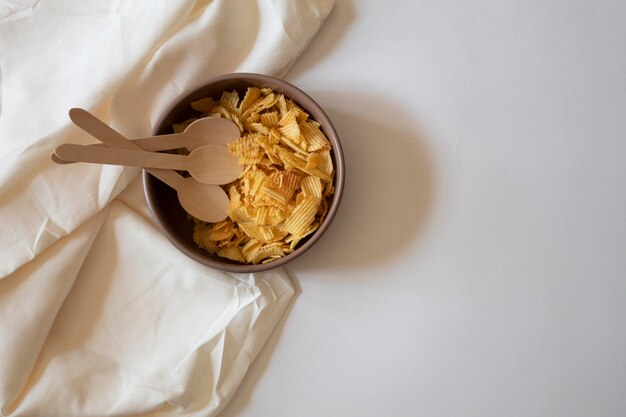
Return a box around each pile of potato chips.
[177,87,335,264]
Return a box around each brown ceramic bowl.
[143,73,345,273]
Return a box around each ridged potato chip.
[183,87,335,264]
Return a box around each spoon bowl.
[174,177,229,223]
[60,108,234,222]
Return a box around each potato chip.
[282,170,302,190]
[193,223,218,254]
[285,223,318,250]
[250,243,286,264]
[280,196,320,236]
[220,91,240,113]
[260,183,294,207]
[287,100,309,123]
[211,105,244,132]
[246,93,277,116]
[183,87,335,264]
[279,134,308,156]
[305,152,324,170]
[255,206,271,225]
[207,219,236,241]
[260,111,280,128]
[230,206,253,224]
[239,223,274,241]
[217,243,246,263]
[239,87,262,113]
[228,134,263,162]
[228,185,242,208]
[277,146,307,171]
[317,149,334,177]
[191,97,217,114]
[277,94,288,116]
[246,122,270,135]
[301,121,330,151]
[324,180,335,197]
[242,239,263,263]
[303,150,333,180]
[278,121,300,142]
[301,176,323,198]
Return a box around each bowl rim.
[143,72,345,273]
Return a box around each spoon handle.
[67,108,183,188]
[55,144,190,170]
[69,108,133,150]
[130,134,186,151]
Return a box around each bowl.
[143,73,345,273]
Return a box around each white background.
[221,1,626,416]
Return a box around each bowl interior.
[143,73,344,273]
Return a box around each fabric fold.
[0,0,333,414]
[5,202,296,417]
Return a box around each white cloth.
[0,0,333,415]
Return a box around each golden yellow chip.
[250,243,286,264]
[280,196,320,236]
[228,134,263,162]
[301,176,323,198]
[239,87,262,113]
[277,146,307,171]
[301,150,332,182]
[285,224,318,250]
[246,93,277,116]
[278,109,297,126]
[260,111,280,128]
[242,239,263,263]
[324,180,335,197]
[317,150,334,177]
[255,206,271,224]
[267,207,289,226]
[277,94,288,116]
[230,206,253,224]
[191,97,216,114]
[246,122,270,135]
[260,183,294,208]
[282,170,302,190]
[287,100,309,123]
[239,223,271,241]
[183,87,335,264]
[300,121,330,151]
[278,120,300,142]
[217,243,246,263]
[305,152,324,170]
[228,185,242,208]
[220,91,240,113]
[279,134,308,156]
[207,219,236,241]
[193,223,218,254]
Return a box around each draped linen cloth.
[0,1,333,415]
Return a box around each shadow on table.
[289,91,435,273]
[218,91,434,416]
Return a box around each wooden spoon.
[55,143,242,185]
[53,108,232,222]
[105,116,240,151]
[52,110,240,164]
